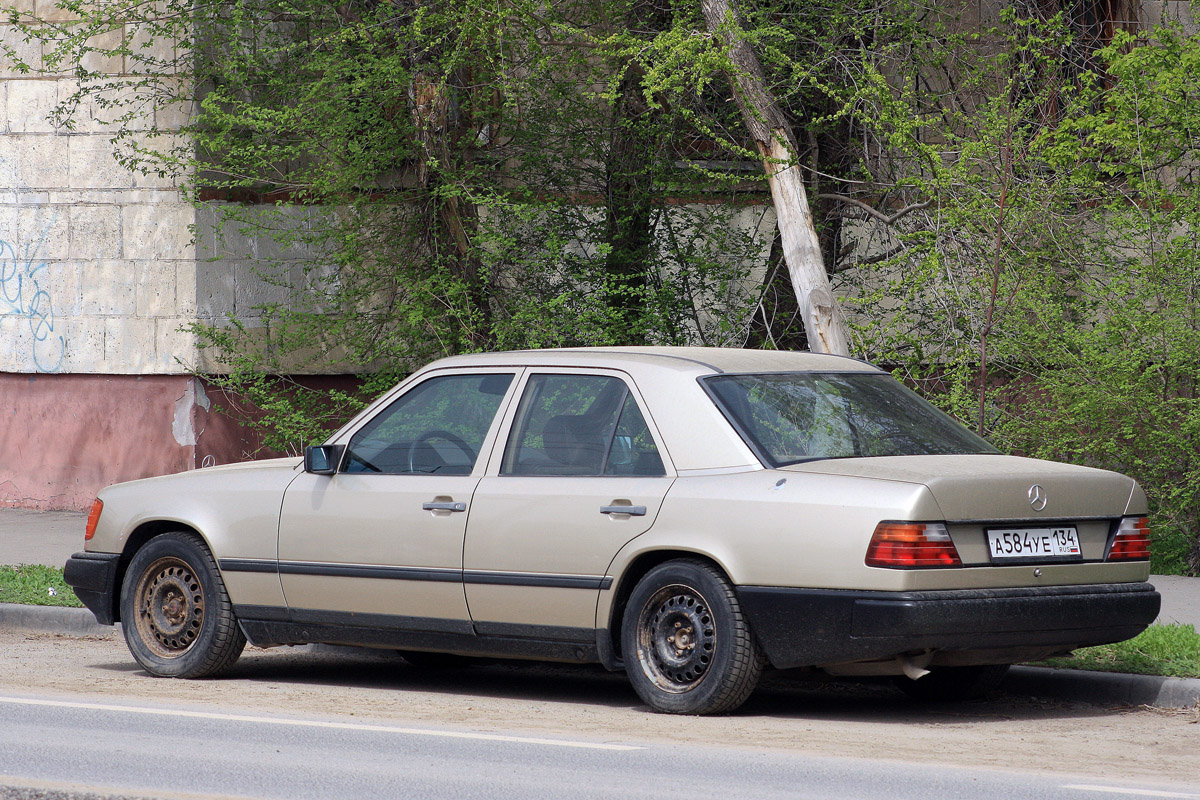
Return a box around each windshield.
[703,372,999,467]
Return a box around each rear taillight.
[865,522,962,568]
[1107,516,1151,561]
[84,498,103,541]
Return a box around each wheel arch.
[603,548,734,662]
[111,520,209,623]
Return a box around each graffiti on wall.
[0,216,65,373]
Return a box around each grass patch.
[1033,623,1200,679]
[0,564,83,607]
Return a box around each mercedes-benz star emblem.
[1028,484,1048,511]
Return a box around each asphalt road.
[2,629,1199,800]
[4,508,1200,799]
[1,691,1198,800]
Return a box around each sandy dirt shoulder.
[2,628,1197,786]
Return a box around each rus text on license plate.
[986,526,1082,562]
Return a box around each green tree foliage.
[1016,20,1200,574]
[11,0,779,446]
[10,0,929,441]
[843,9,1200,573]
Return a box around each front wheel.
[120,532,246,678]
[621,559,763,715]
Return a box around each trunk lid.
[779,454,1135,521]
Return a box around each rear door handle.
[600,505,646,516]
[423,501,467,512]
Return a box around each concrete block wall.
[0,5,253,510]
[0,5,199,377]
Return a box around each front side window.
[502,374,665,476]
[704,372,998,467]
[344,373,514,475]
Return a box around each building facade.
[0,2,283,509]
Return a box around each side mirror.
[304,444,344,475]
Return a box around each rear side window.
[502,374,665,476]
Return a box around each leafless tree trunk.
[412,69,493,350]
[700,0,851,356]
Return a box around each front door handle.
[423,501,467,512]
[600,505,646,516]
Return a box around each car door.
[465,370,675,639]
[277,369,518,634]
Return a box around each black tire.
[119,531,246,678]
[621,559,763,715]
[893,664,1010,702]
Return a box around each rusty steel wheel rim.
[635,583,717,694]
[133,556,205,659]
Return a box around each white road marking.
[1063,785,1200,798]
[0,695,640,751]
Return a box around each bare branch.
[817,194,933,225]
[832,242,907,273]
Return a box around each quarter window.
[502,374,664,476]
[607,393,665,476]
[344,373,514,475]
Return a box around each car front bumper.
[63,551,122,625]
[736,581,1161,670]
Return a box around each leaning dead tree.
[700,0,851,356]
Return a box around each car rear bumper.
[63,551,121,625]
[736,581,1161,670]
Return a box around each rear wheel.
[893,664,1010,702]
[120,532,246,678]
[622,559,763,715]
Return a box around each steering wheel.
[406,430,476,474]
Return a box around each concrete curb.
[3,603,1199,709]
[1005,665,1200,708]
[0,602,116,637]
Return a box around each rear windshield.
[703,372,999,467]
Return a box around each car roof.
[346,347,887,474]
[427,346,883,376]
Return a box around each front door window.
[344,373,514,475]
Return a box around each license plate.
[987,526,1082,562]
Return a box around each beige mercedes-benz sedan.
[65,347,1160,714]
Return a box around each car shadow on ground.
[741,670,1107,723]
[88,642,1136,724]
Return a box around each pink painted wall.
[0,373,364,511]
[194,376,363,469]
[0,374,199,510]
